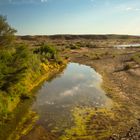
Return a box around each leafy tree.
[0,15,17,47]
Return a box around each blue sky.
[0,0,140,35]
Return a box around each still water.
[32,63,112,133]
[114,44,140,48]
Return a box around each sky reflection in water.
[32,63,112,130]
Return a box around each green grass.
[60,107,115,140]
[0,43,66,116]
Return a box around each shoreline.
[0,61,67,140]
[1,46,140,140]
[66,47,140,139]
[19,48,140,140]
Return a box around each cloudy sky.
[0,0,140,35]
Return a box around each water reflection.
[114,44,140,48]
[32,63,112,131]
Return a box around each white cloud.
[41,0,47,3]
[1,0,48,5]
[72,73,85,80]
[125,7,140,11]
[116,3,140,12]
[60,86,79,97]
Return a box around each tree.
[0,15,17,47]
[0,45,31,91]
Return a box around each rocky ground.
[63,47,140,140]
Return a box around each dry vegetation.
[17,35,140,140]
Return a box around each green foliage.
[0,15,17,47]
[33,44,65,65]
[0,45,31,92]
[61,107,114,140]
[55,55,64,64]
[0,44,42,116]
[0,43,64,114]
[69,44,80,49]
[34,44,57,60]
[0,16,65,119]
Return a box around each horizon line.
[16,34,140,37]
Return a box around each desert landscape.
[0,0,140,140]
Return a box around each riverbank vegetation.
[0,16,66,119]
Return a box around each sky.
[0,0,140,35]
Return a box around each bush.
[70,44,80,49]
[0,45,31,92]
[0,15,17,47]
[34,44,57,60]
[0,16,65,116]
[55,55,63,65]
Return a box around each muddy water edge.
[68,49,140,140]
[19,63,115,140]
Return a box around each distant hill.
[18,34,140,41]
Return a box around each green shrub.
[0,15,17,47]
[55,55,63,65]
[70,44,80,49]
[0,16,65,117]
[0,45,32,92]
[34,44,57,60]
